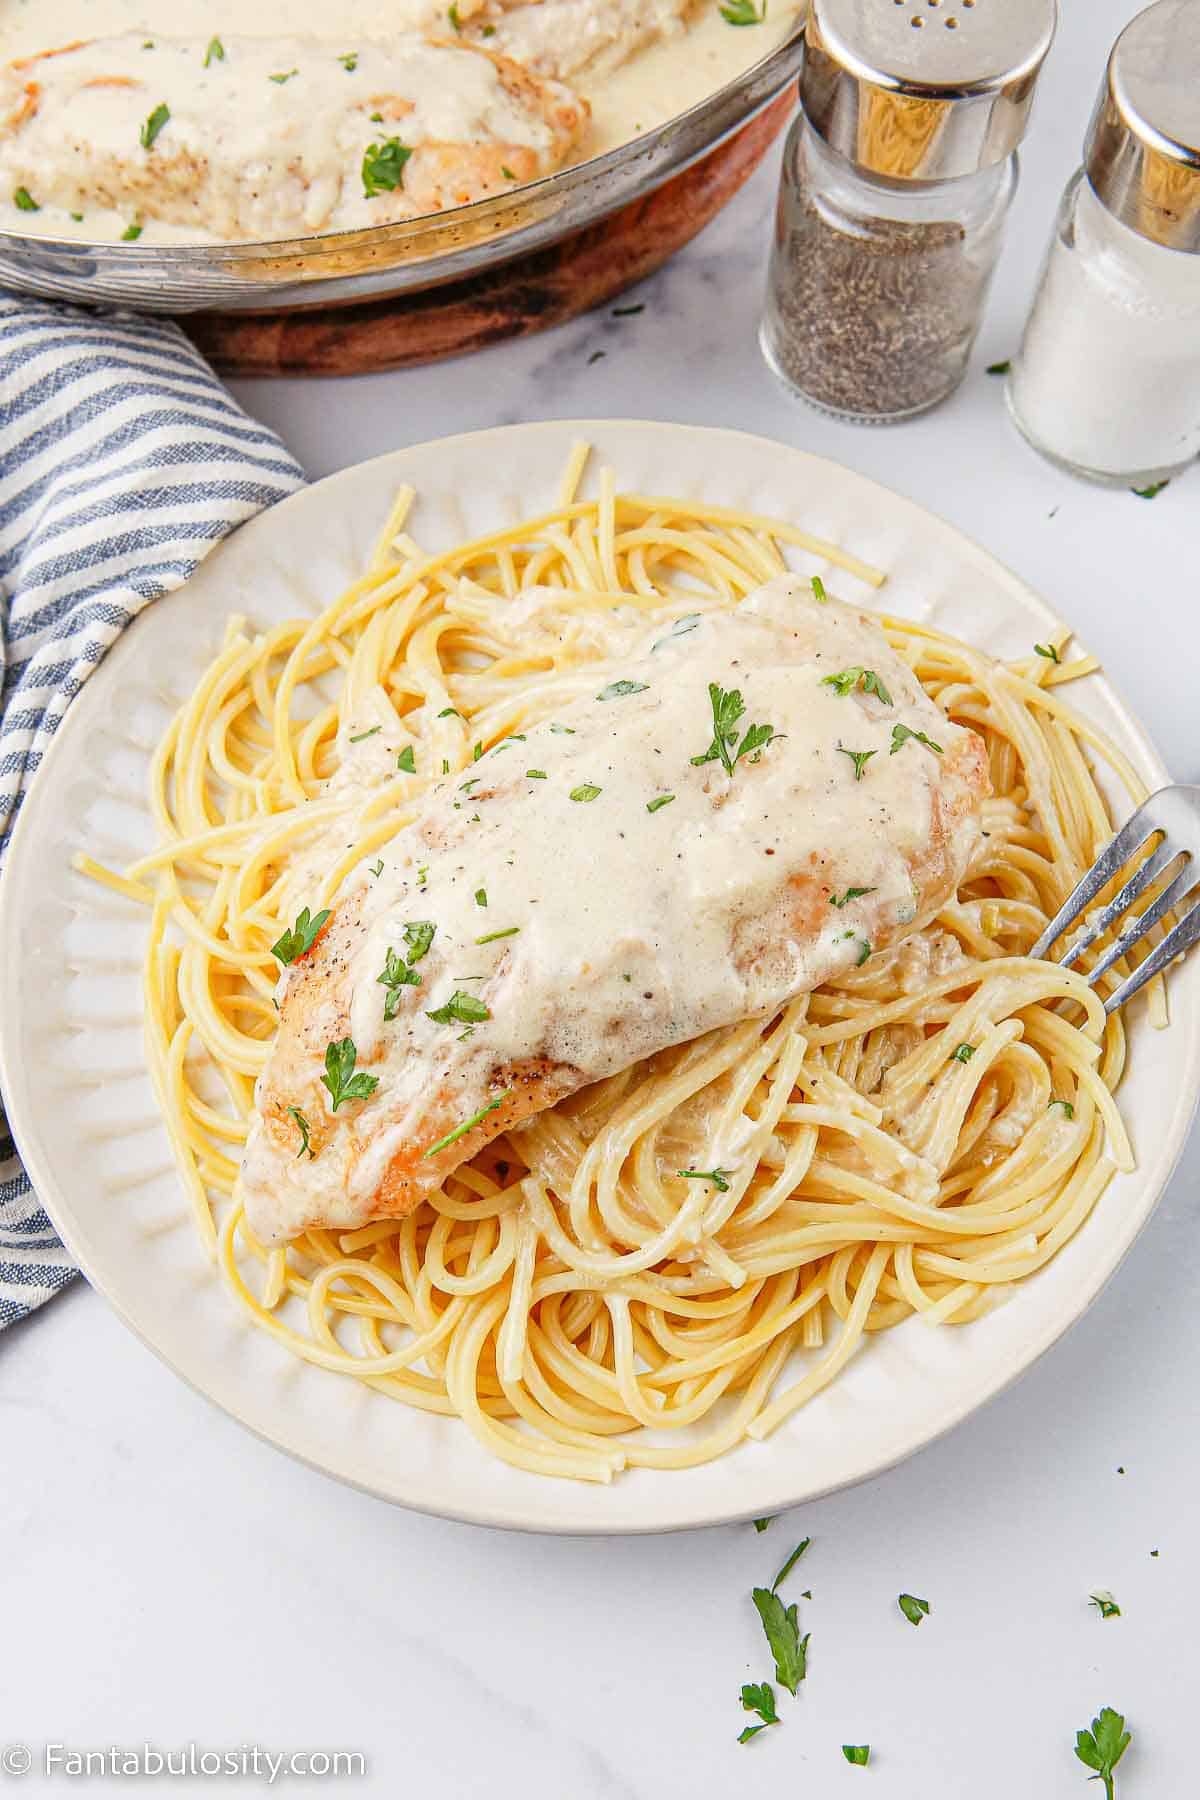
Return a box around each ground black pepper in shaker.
[761,0,1058,424]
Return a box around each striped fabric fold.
[0,291,305,1329]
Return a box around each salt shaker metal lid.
[801,0,1058,182]
[1085,0,1200,253]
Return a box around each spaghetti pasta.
[83,448,1165,1484]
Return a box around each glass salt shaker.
[761,0,1057,424]
[1008,0,1200,487]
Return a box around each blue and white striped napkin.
[0,292,305,1328]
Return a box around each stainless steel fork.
[1030,785,1200,1013]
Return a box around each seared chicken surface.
[0,33,587,239]
[241,578,990,1246]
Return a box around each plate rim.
[1,418,1194,1536]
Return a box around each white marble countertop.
[5,2,1197,1794]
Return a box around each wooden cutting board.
[185,90,794,378]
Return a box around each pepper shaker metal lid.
[802,0,1058,181]
[1085,0,1200,253]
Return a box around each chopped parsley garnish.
[369,859,384,878]
[738,1683,779,1743]
[1074,1707,1131,1799]
[459,778,480,796]
[1090,1591,1121,1620]
[811,575,827,603]
[448,2,463,27]
[691,682,776,777]
[646,793,675,813]
[570,783,602,803]
[953,1043,975,1063]
[751,1587,808,1696]
[481,22,496,33]
[69,211,83,221]
[349,725,381,742]
[426,990,491,1026]
[829,885,876,908]
[720,0,766,21]
[597,678,649,701]
[121,219,143,240]
[423,1088,512,1158]
[395,921,433,968]
[320,1037,378,1111]
[986,359,1011,375]
[855,939,872,967]
[822,666,894,705]
[271,906,330,965]
[526,769,548,780]
[363,137,413,196]
[338,51,359,70]
[837,745,876,782]
[842,1746,870,1767]
[269,69,298,83]
[1034,642,1061,662]
[678,1167,731,1192]
[370,111,384,121]
[898,1593,930,1627]
[771,1538,811,1593]
[501,165,516,181]
[474,887,487,907]
[651,613,701,651]
[1049,1098,1075,1120]
[286,1106,314,1159]
[139,103,170,149]
[754,1518,774,1532]
[441,760,450,775]
[13,186,38,211]
[550,723,576,734]
[473,741,484,761]
[436,706,461,719]
[378,947,421,1019]
[396,745,416,773]
[417,865,429,888]
[1132,481,1168,499]
[204,36,225,66]
[476,926,520,945]
[890,723,943,757]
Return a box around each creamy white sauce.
[0,0,799,244]
[0,32,583,239]
[240,577,985,1244]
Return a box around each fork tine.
[1030,806,1158,960]
[1058,838,1179,969]
[1104,896,1200,1013]
[1086,855,1196,987]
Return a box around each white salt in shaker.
[1008,0,1200,487]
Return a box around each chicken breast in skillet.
[460,0,693,82]
[240,577,991,1246]
[0,33,587,239]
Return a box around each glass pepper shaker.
[1008,0,1200,487]
[761,0,1057,424]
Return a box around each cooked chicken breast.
[0,33,587,239]
[461,0,693,83]
[240,577,990,1246]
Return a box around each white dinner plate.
[1,420,1195,1534]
